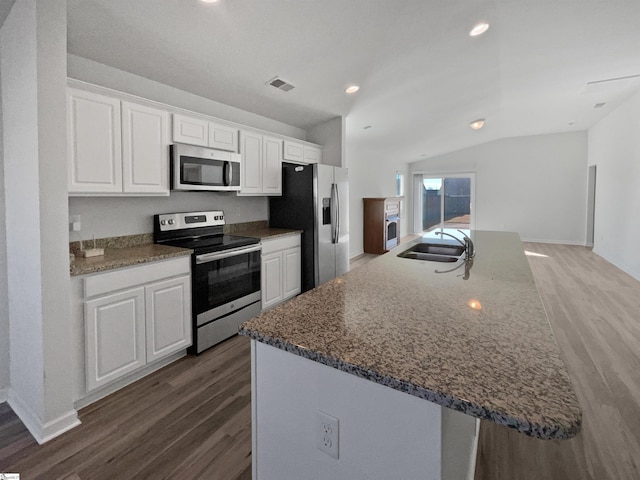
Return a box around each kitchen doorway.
[413,173,475,233]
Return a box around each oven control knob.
[160,220,166,226]
[168,219,175,225]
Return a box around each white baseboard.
[592,249,640,282]
[349,250,364,260]
[0,386,7,403]
[8,388,80,444]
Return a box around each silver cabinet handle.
[195,244,262,264]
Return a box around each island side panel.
[251,340,443,480]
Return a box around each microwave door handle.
[223,161,231,186]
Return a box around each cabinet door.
[303,145,322,164]
[282,247,301,300]
[145,275,192,363]
[172,114,208,146]
[68,88,122,193]
[240,131,263,194]
[208,122,239,152]
[85,287,145,391]
[283,140,304,162]
[261,252,283,310]
[122,101,170,194]
[262,135,282,195]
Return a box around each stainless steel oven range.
[154,210,261,354]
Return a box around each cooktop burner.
[153,210,260,255]
[164,234,259,254]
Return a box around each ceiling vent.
[267,76,295,92]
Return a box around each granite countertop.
[70,244,192,276]
[240,230,581,440]
[239,227,303,240]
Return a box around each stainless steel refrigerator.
[269,162,349,292]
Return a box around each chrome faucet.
[434,229,475,260]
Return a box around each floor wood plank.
[1,242,639,479]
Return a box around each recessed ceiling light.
[469,22,490,37]
[201,0,220,3]
[470,119,485,130]
[345,85,360,94]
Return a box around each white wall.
[588,89,640,280]
[0,47,9,403]
[346,143,410,258]
[307,116,344,168]
[1,0,77,442]
[410,132,588,244]
[69,192,267,241]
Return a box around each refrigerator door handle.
[335,182,340,242]
[331,183,338,244]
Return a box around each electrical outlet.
[317,410,339,459]
[70,215,81,232]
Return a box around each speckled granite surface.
[240,230,582,440]
[69,233,154,255]
[70,244,191,276]
[224,220,268,234]
[239,227,303,239]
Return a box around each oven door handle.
[195,244,262,264]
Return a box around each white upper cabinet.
[240,131,264,194]
[239,131,282,196]
[303,145,322,164]
[172,114,208,147]
[173,113,239,152]
[68,87,170,196]
[208,122,239,152]
[283,140,304,162]
[121,101,170,194]
[262,136,282,195]
[283,139,322,164]
[68,89,123,193]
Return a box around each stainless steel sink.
[397,242,465,262]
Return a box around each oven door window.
[193,250,261,315]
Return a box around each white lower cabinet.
[85,287,146,391]
[145,276,192,363]
[83,257,191,392]
[261,234,301,310]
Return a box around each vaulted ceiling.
[67,0,640,162]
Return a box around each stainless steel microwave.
[171,143,241,191]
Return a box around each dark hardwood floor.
[0,335,253,480]
[1,242,639,479]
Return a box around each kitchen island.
[240,231,581,480]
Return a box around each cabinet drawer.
[84,257,190,298]
[261,234,301,255]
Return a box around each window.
[396,172,404,197]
